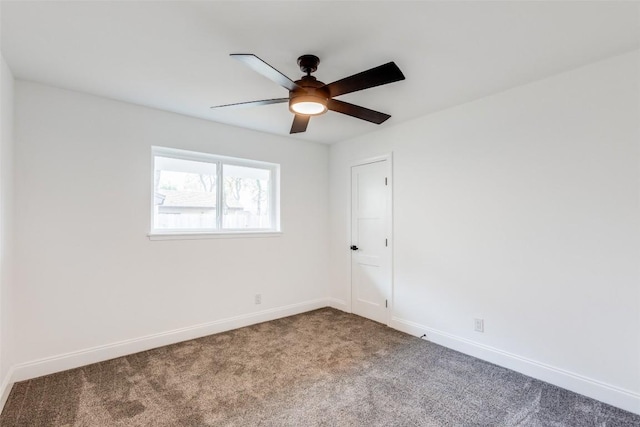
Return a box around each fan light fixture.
[289,95,327,116]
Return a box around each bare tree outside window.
[222,165,271,229]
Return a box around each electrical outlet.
[474,318,484,333]
[255,294,262,305]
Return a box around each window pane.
[154,156,217,230]
[222,164,271,229]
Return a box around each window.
[151,147,280,237]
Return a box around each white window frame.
[149,146,281,240]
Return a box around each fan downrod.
[297,55,320,75]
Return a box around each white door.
[351,159,391,324]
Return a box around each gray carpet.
[1,308,638,426]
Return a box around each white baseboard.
[7,304,637,416]
[327,297,349,312]
[0,366,15,411]
[390,316,640,416]
[9,298,329,386]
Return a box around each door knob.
[350,245,359,251]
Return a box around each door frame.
[349,152,393,326]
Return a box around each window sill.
[148,231,282,241]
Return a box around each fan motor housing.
[289,76,330,116]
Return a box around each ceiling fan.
[210,54,406,134]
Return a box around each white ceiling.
[2,1,639,144]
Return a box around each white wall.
[0,54,15,404]
[12,82,329,377]
[329,51,640,413]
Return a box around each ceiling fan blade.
[210,98,289,109]
[231,54,301,92]
[325,62,405,98]
[327,99,391,124]
[290,114,310,134]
